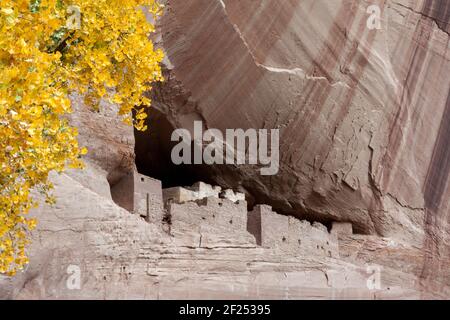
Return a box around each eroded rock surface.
[148,0,450,295]
[156,0,450,237]
[0,170,438,299]
[1,0,449,299]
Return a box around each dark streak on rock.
[422,0,450,35]
[424,92,450,212]
[421,90,450,294]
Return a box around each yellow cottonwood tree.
[0,0,164,275]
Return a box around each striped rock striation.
[1,0,449,299]
[145,0,450,295]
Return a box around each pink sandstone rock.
[149,0,450,296]
[155,0,449,238]
[0,0,449,299]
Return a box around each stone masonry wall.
[133,172,164,224]
[168,197,248,234]
[112,173,343,258]
[248,205,339,258]
[111,171,164,224]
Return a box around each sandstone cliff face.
[150,0,450,294]
[1,0,449,299]
[0,168,434,299]
[157,0,450,239]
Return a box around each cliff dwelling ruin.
[103,102,361,260]
[110,169,354,258]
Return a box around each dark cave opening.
[133,108,364,235]
[134,108,216,189]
